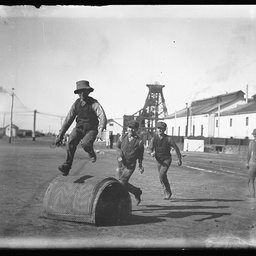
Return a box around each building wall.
[165,115,210,137]
[189,115,209,137]
[218,112,256,139]
[106,121,122,135]
[5,126,17,137]
[208,114,215,137]
[164,112,256,139]
[165,117,187,136]
[216,115,236,138]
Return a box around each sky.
[0,5,256,134]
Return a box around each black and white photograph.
[0,4,256,249]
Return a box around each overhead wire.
[13,93,65,119]
[3,92,124,131]
[37,111,65,118]
[14,94,33,112]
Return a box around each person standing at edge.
[55,80,107,176]
[116,120,145,205]
[246,128,256,198]
[148,121,182,200]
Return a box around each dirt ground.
[0,136,256,249]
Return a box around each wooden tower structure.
[123,83,168,136]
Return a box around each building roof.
[221,98,256,116]
[4,124,19,129]
[166,90,245,119]
[107,118,123,128]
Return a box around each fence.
[154,135,251,155]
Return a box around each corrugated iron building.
[164,90,256,139]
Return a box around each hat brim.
[74,88,94,94]
[128,125,139,129]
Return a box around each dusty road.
[0,136,256,249]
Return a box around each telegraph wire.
[12,92,66,119]
[14,94,32,112]
[37,111,65,119]
[2,91,124,130]
[9,90,124,120]
[0,111,32,114]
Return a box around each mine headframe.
[123,83,168,135]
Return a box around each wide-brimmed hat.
[127,120,139,129]
[156,121,167,130]
[74,80,94,94]
[252,129,256,135]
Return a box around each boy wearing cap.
[246,128,256,198]
[55,80,107,176]
[116,120,144,205]
[148,121,182,200]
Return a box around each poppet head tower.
[123,83,168,135]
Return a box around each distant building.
[1,124,38,138]
[17,129,33,137]
[5,124,19,137]
[106,119,123,135]
[0,127,5,138]
[220,94,256,139]
[102,119,123,143]
[164,90,256,139]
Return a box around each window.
[216,120,218,128]
[230,118,232,127]
[201,125,204,136]
[193,125,195,136]
[172,127,174,136]
[246,117,249,126]
[109,123,114,126]
[178,126,180,136]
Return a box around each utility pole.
[217,98,221,137]
[174,110,177,136]
[3,112,6,127]
[32,110,37,141]
[9,88,14,144]
[186,103,189,137]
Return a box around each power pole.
[3,112,6,127]
[32,110,37,141]
[186,103,189,137]
[217,98,221,138]
[9,88,14,144]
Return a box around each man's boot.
[163,190,172,200]
[58,164,70,176]
[88,149,97,163]
[135,189,142,206]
